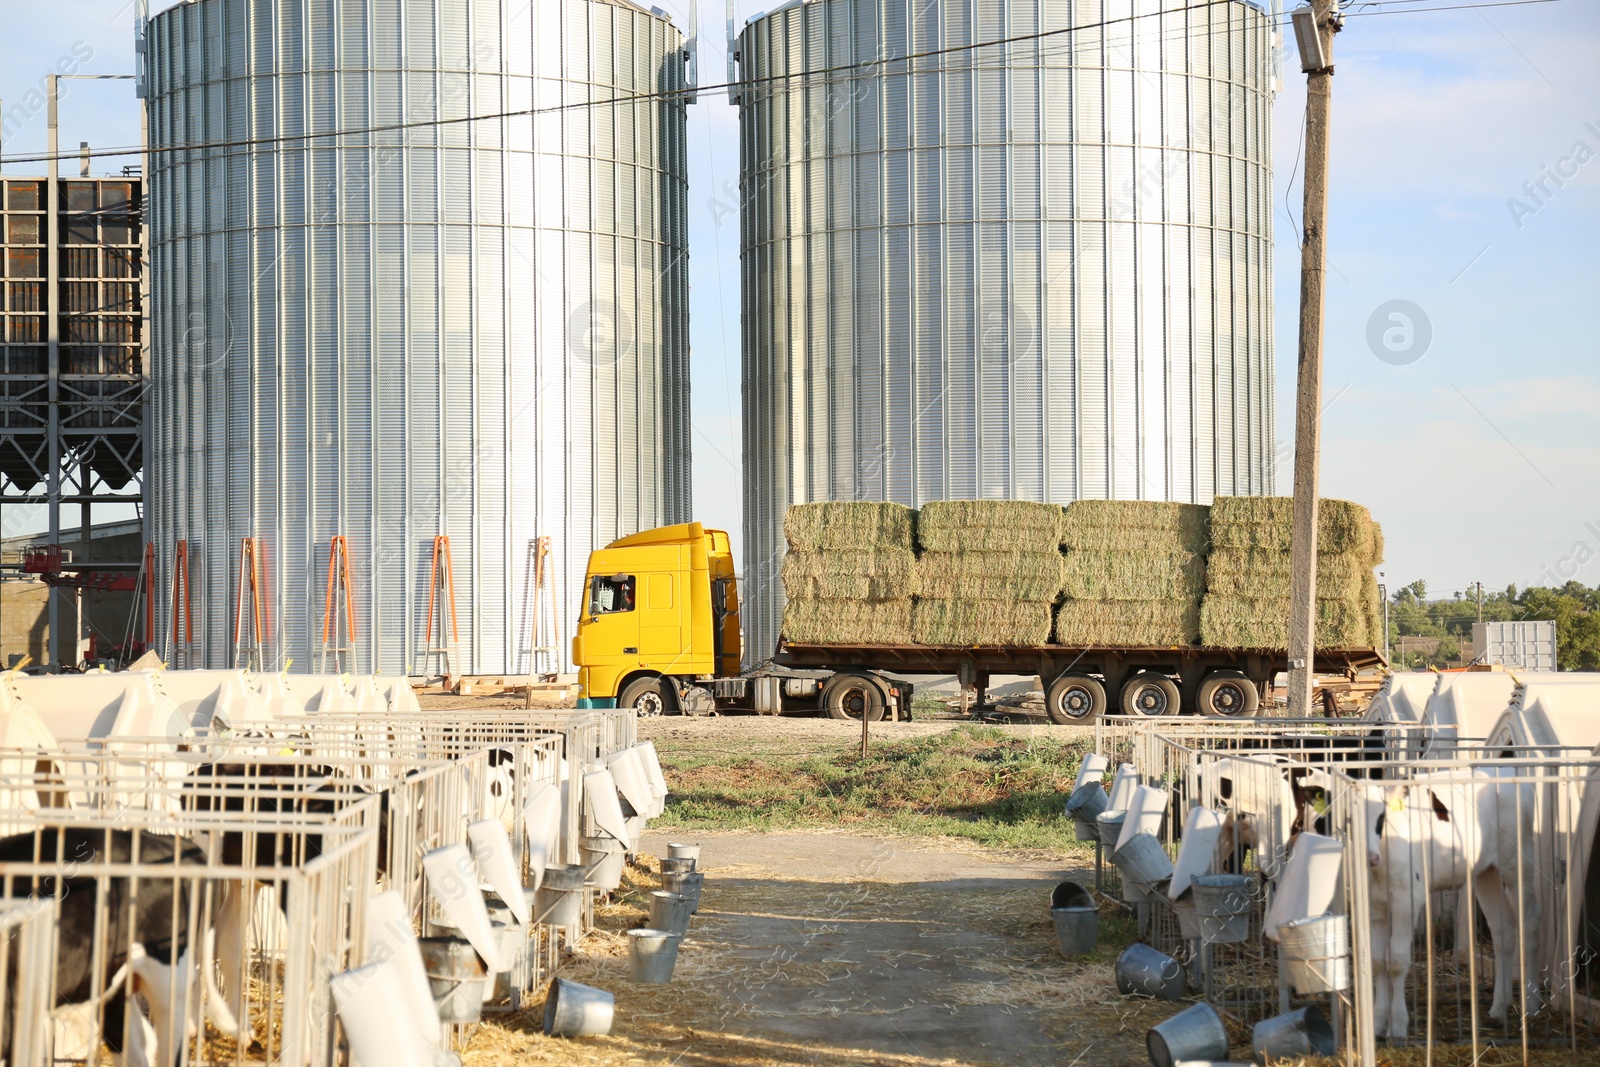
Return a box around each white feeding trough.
[521,783,562,892]
[582,768,631,845]
[468,820,531,925]
[1168,807,1224,900]
[331,959,436,1067]
[636,740,669,802]
[423,844,506,972]
[363,890,442,1045]
[1074,753,1109,791]
[1263,832,1343,943]
[1107,763,1140,812]
[1115,785,1167,852]
[604,748,657,819]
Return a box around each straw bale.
[1363,570,1383,648]
[915,500,1063,552]
[781,597,913,645]
[914,551,1065,601]
[1059,549,1206,600]
[1204,546,1368,600]
[783,501,915,551]
[1199,594,1369,649]
[1059,501,1209,552]
[911,599,1054,646]
[780,549,915,601]
[1209,496,1378,555]
[1053,599,1201,647]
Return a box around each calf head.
[1364,783,1453,868]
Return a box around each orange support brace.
[233,537,266,669]
[141,542,156,650]
[424,535,459,646]
[320,536,357,672]
[171,539,192,651]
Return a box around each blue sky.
[5,0,1596,602]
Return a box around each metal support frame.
[320,535,356,673]
[422,534,460,681]
[168,537,192,667]
[518,536,561,702]
[232,536,265,670]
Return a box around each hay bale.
[781,597,913,645]
[914,551,1065,601]
[783,502,915,551]
[780,549,915,601]
[1363,570,1383,648]
[1199,595,1369,650]
[1054,600,1201,647]
[1209,496,1377,556]
[1203,547,1367,601]
[916,500,1064,552]
[911,599,1054,646]
[1060,501,1209,552]
[1060,549,1206,600]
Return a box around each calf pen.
[1089,717,1600,1066]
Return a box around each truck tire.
[1197,671,1259,718]
[1045,674,1106,725]
[822,673,886,722]
[618,677,674,717]
[1121,673,1180,717]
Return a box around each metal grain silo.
[146,0,691,674]
[737,0,1276,660]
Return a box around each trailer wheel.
[1120,673,1180,717]
[1045,674,1106,725]
[1197,671,1259,718]
[618,677,674,717]
[822,673,886,722]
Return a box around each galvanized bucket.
[1066,781,1110,841]
[581,836,627,893]
[1191,873,1253,945]
[1095,810,1128,845]
[542,977,615,1038]
[1114,831,1175,888]
[1146,1002,1230,1067]
[663,869,705,913]
[1049,880,1097,956]
[1278,913,1350,994]
[667,842,701,866]
[628,928,683,984]
[1169,890,1201,940]
[659,857,696,876]
[649,890,693,935]
[1251,1005,1335,1062]
[1115,942,1185,1001]
[536,864,586,928]
[417,936,489,1024]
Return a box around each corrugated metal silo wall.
[146,0,691,674]
[738,0,1275,663]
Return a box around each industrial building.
[736,0,1278,658]
[144,0,693,675]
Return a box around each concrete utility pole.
[1285,1,1339,716]
[1475,581,1484,623]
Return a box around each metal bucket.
[542,977,615,1038]
[418,937,489,1024]
[1115,942,1186,1001]
[659,857,696,875]
[628,928,683,984]
[667,842,701,866]
[1191,873,1253,945]
[1251,1005,1335,1062]
[1066,782,1110,842]
[1146,1002,1230,1067]
[536,864,586,928]
[1114,831,1175,888]
[1278,913,1350,994]
[1095,810,1127,845]
[581,836,627,893]
[662,870,705,913]
[1170,891,1201,940]
[1049,881,1097,956]
[649,890,693,935]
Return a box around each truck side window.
[589,574,635,615]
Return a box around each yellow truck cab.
[572,523,740,711]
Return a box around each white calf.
[1362,769,1541,1040]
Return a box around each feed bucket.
[662,870,705,912]
[659,857,696,875]
[1049,881,1097,956]
[1279,914,1350,994]
[667,842,701,866]
[542,977,614,1038]
[1147,1002,1230,1067]
[417,937,489,1024]
[1114,832,1175,888]
[1066,782,1110,841]
[581,836,626,892]
[1096,810,1127,846]
[1191,873,1253,945]
[628,928,683,984]
[1170,890,1201,940]
[649,890,693,935]
[1116,942,1186,1001]
[536,864,586,928]
[1251,1005,1335,1062]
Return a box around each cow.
[1362,769,1542,1040]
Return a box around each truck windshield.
[589,575,635,615]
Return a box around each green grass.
[652,725,1097,852]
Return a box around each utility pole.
[1475,581,1483,623]
[1285,1,1339,716]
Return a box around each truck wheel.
[1045,674,1106,725]
[618,677,674,717]
[1121,673,1180,717]
[822,673,885,722]
[1197,671,1259,718]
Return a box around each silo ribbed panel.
[147,0,691,674]
[738,0,1276,662]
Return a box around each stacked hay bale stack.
[911,501,1064,645]
[780,502,916,644]
[1055,501,1211,646]
[1200,497,1384,649]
